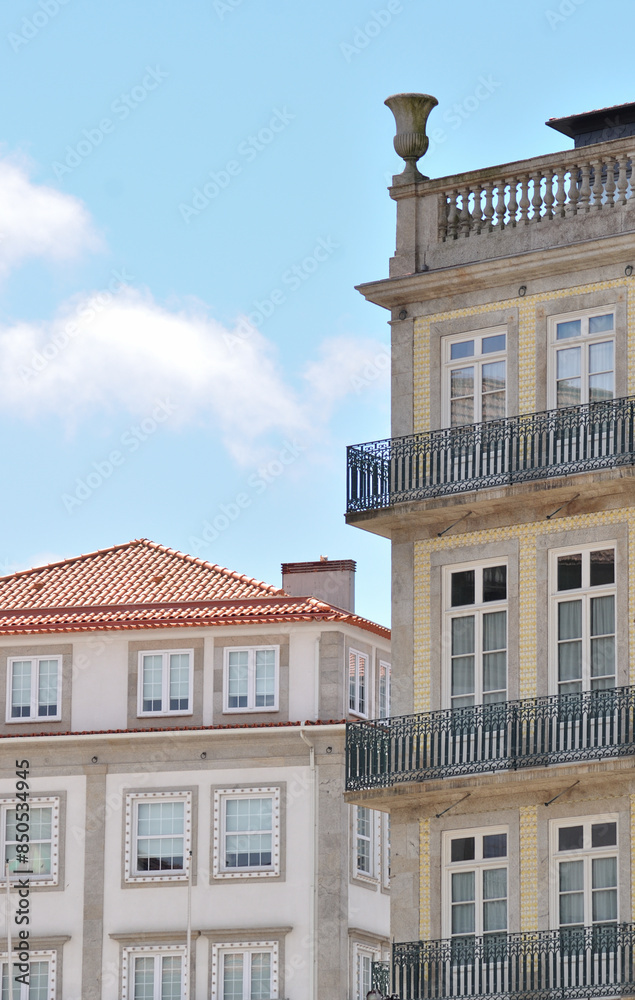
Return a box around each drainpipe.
[300,728,317,1000]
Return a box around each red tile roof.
[0,539,282,608]
[0,718,347,741]
[0,541,390,639]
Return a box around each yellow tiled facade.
[419,818,431,941]
[413,278,633,433]
[414,507,635,713]
[518,806,539,932]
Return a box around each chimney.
[281,558,356,612]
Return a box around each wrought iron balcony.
[346,396,635,513]
[346,686,635,789]
[390,926,635,1000]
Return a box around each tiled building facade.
[346,95,635,998]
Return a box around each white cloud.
[303,335,390,409]
[0,156,99,275]
[0,286,309,462]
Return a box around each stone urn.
[385,93,438,182]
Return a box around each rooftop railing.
[346,686,635,790]
[346,396,635,513]
[391,926,635,1000]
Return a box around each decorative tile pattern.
[519,805,538,931]
[414,508,635,711]
[419,818,431,940]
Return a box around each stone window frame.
[127,638,204,729]
[349,936,383,1000]
[214,634,289,724]
[211,784,282,883]
[351,804,381,888]
[535,523,628,696]
[210,938,279,1000]
[123,788,195,886]
[534,290,626,413]
[0,794,61,889]
[222,644,280,715]
[120,943,188,1000]
[0,950,57,999]
[442,555,509,710]
[441,823,509,941]
[136,647,195,719]
[548,540,617,696]
[429,539,520,711]
[5,654,62,724]
[0,644,72,736]
[548,811,620,931]
[427,308,519,432]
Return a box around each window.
[6,657,61,722]
[551,546,615,694]
[353,806,382,882]
[443,330,506,427]
[551,816,618,932]
[549,310,615,408]
[353,944,380,1000]
[1,953,55,1000]
[125,792,191,883]
[137,650,193,716]
[349,649,369,717]
[224,647,278,713]
[122,947,185,1000]
[381,813,391,890]
[213,788,280,879]
[444,828,508,946]
[212,943,278,1000]
[378,661,391,719]
[444,562,507,709]
[0,797,59,886]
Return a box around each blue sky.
[0,0,632,626]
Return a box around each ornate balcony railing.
[346,686,635,789]
[372,960,391,995]
[392,926,635,1000]
[346,396,635,513]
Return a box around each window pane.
[228,650,249,709]
[557,378,581,407]
[591,595,614,637]
[482,391,506,421]
[451,340,474,360]
[560,891,585,926]
[589,372,614,402]
[452,616,475,656]
[483,611,506,652]
[451,397,475,426]
[451,570,475,607]
[134,956,155,1000]
[483,565,506,602]
[29,961,49,1000]
[556,319,581,340]
[559,859,584,892]
[558,554,582,591]
[142,655,163,712]
[559,826,584,852]
[589,340,614,374]
[483,833,507,858]
[592,856,617,890]
[451,367,474,398]
[225,798,273,869]
[590,549,615,587]
[161,956,182,1000]
[255,649,276,708]
[37,659,58,716]
[11,661,31,718]
[137,802,184,871]
[592,822,617,848]
[223,954,243,1000]
[169,654,189,711]
[589,314,614,334]
[452,871,475,904]
[483,868,507,900]
[483,898,507,932]
[482,334,506,354]
[451,837,475,863]
[251,952,271,1000]
[558,601,582,640]
[482,361,506,394]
